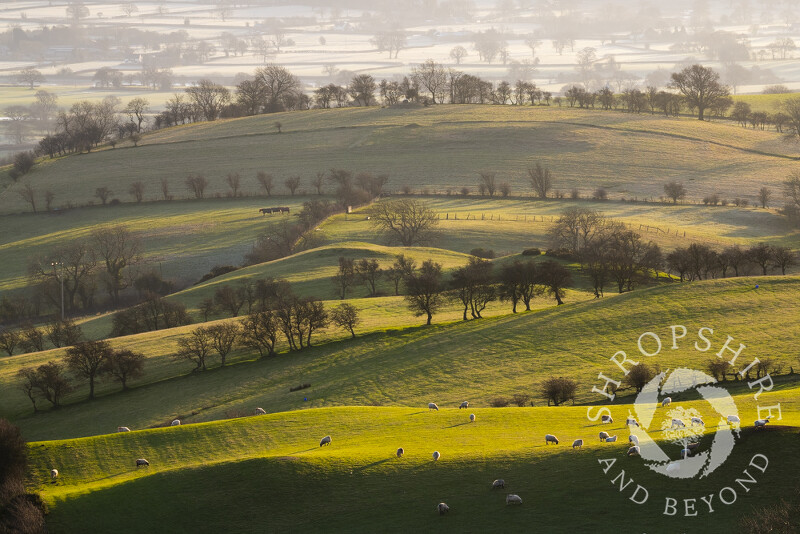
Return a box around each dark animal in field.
[136,459,150,468]
[259,207,291,215]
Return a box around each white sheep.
[626,416,639,427]
[432,451,441,461]
[492,479,505,489]
[662,397,672,407]
[671,418,686,429]
[254,407,266,415]
[50,469,58,480]
[545,434,559,445]
[117,426,131,432]
[628,435,639,446]
[605,435,618,443]
[396,447,404,458]
[572,439,583,449]
[171,419,181,426]
[754,418,770,429]
[691,417,704,426]
[438,502,449,515]
[469,413,476,423]
[506,494,523,505]
[428,403,439,411]
[627,446,640,457]
[135,458,149,468]
[459,401,469,409]
[601,415,613,424]
[320,435,332,447]
[727,415,741,425]
[599,431,610,441]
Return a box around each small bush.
[489,397,510,407]
[109,198,121,206]
[289,383,311,392]
[460,187,470,196]
[521,247,541,256]
[401,185,412,195]
[511,393,531,407]
[470,248,495,259]
[196,265,238,285]
[570,188,580,199]
[545,248,577,261]
[593,187,608,200]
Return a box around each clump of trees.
[0,419,46,532]
[666,243,796,280]
[541,377,577,406]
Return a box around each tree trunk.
[426,311,432,325]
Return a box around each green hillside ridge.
[4,276,798,442]
[3,105,798,215]
[28,400,800,533]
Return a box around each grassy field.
[733,93,798,113]
[4,275,798,442]
[27,397,800,533]
[0,196,312,293]
[3,105,799,215]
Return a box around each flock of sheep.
[46,398,773,515]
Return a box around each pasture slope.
[3,105,799,215]
[28,400,800,533]
[4,275,800,442]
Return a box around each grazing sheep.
[50,469,58,480]
[754,419,770,429]
[254,408,266,415]
[319,435,332,447]
[671,418,686,429]
[432,451,441,461]
[117,426,131,432]
[662,397,672,407]
[691,417,704,426]
[572,439,583,449]
[628,435,639,446]
[459,401,469,409]
[136,459,149,468]
[171,419,181,426]
[599,431,610,441]
[469,413,476,423]
[506,494,523,505]
[396,447,404,458]
[492,479,505,489]
[627,446,640,457]
[437,503,449,515]
[626,417,639,427]
[601,415,613,424]
[727,415,741,425]
[681,448,692,459]
[545,434,559,445]
[605,435,618,443]
[428,403,439,411]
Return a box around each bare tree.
[257,171,274,196]
[412,60,448,103]
[65,340,113,399]
[367,200,439,246]
[477,172,497,196]
[100,349,144,390]
[285,175,301,195]
[538,260,572,305]
[123,97,149,132]
[185,174,209,199]
[540,376,577,406]
[331,303,360,338]
[94,187,113,205]
[449,46,468,65]
[129,181,145,203]
[226,172,241,197]
[355,258,382,297]
[664,181,687,203]
[312,172,325,195]
[758,187,772,209]
[255,64,301,113]
[18,183,37,213]
[160,178,171,200]
[175,327,214,371]
[240,310,280,358]
[92,226,141,304]
[16,67,44,89]
[623,363,656,393]
[670,64,731,121]
[30,361,72,408]
[404,259,443,325]
[184,79,230,121]
[528,162,553,199]
[332,257,356,299]
[207,323,240,366]
[771,246,796,275]
[0,329,21,356]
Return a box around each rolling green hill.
[3,105,798,215]
[28,399,800,533]
[4,275,798,443]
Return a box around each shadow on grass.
[445,422,472,428]
[288,447,317,455]
[353,459,391,473]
